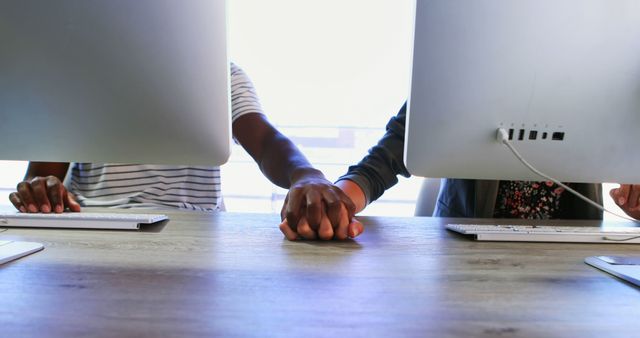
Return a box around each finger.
[65,192,82,212]
[333,204,350,240]
[280,193,290,220]
[30,177,52,213]
[285,189,304,232]
[336,189,357,219]
[8,193,26,213]
[46,176,65,213]
[296,217,317,240]
[616,184,631,206]
[279,220,299,241]
[609,187,620,202]
[16,181,37,213]
[627,185,640,210]
[305,189,323,230]
[317,209,334,241]
[321,190,342,228]
[348,217,365,238]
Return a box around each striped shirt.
[67,63,263,211]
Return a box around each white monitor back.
[0,0,231,166]
[405,0,640,183]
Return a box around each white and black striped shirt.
[68,63,263,211]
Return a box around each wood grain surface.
[1,210,638,338]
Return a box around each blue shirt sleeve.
[336,102,411,205]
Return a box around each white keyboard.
[447,223,640,243]
[0,212,168,230]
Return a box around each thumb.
[348,218,364,238]
[65,192,82,212]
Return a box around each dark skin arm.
[8,113,357,232]
[233,113,355,239]
[233,113,317,188]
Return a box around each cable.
[496,128,640,224]
[602,235,640,242]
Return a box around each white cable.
[496,128,640,224]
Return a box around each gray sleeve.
[336,102,411,205]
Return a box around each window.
[222,0,420,216]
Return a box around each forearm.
[234,113,323,188]
[258,132,324,188]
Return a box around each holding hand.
[9,176,81,213]
[281,171,356,235]
[279,204,364,241]
[280,177,366,241]
[609,184,640,220]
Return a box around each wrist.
[336,179,367,214]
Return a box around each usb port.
[508,128,514,140]
[528,130,538,140]
[552,132,565,141]
[518,129,525,141]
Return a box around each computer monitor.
[405,0,640,183]
[0,0,231,166]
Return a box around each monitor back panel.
[0,0,231,166]
[406,0,640,183]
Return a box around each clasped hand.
[279,176,363,241]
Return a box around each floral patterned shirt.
[493,181,566,219]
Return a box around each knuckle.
[326,199,340,209]
[31,182,45,195]
[8,193,20,203]
[48,179,62,189]
[16,181,29,192]
[30,176,45,185]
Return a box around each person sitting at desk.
[279,102,640,241]
[8,63,356,224]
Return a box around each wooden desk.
[1,211,639,337]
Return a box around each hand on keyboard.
[610,184,640,220]
[9,176,81,214]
